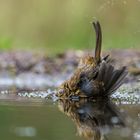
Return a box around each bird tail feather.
[97,62,127,95]
[93,21,102,64]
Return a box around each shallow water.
[0,87,140,140]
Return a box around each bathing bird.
[56,21,127,99]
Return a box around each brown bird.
[56,21,127,99]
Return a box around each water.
[0,87,140,140]
[0,98,80,140]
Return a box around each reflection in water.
[58,98,125,140]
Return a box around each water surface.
[0,90,140,140]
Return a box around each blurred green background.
[0,0,140,54]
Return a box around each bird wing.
[77,61,127,97]
[96,61,128,96]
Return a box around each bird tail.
[97,62,128,96]
[93,21,102,64]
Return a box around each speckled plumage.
[56,21,127,99]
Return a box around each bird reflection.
[58,98,125,140]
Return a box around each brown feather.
[57,21,127,99]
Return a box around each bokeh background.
[0,0,140,54]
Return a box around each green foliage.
[0,37,13,50]
[0,0,139,54]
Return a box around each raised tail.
[93,21,102,64]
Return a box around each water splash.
[0,83,139,104]
[18,89,58,101]
[0,89,58,102]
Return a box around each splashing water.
[0,89,59,102]
[0,82,139,104]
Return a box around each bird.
[56,21,127,99]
